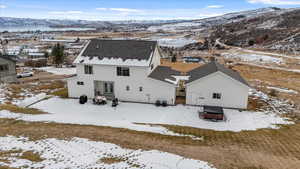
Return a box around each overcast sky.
[1,0,300,20]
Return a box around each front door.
[94,81,115,99]
[104,82,114,94]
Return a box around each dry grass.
[36,80,65,91]
[0,118,299,169]
[51,88,68,98]
[233,63,300,112]
[161,59,202,72]
[247,96,268,111]
[19,151,44,162]
[0,104,47,115]
[100,157,125,164]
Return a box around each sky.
[1,0,300,21]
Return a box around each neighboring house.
[0,55,17,83]
[68,39,250,109]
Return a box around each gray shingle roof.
[148,66,181,84]
[186,61,249,86]
[0,55,17,63]
[81,39,157,61]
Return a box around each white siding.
[186,71,249,109]
[68,64,176,105]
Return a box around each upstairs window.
[0,65,9,72]
[77,81,84,85]
[84,65,93,74]
[212,93,222,99]
[117,67,130,76]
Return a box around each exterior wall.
[0,57,17,83]
[186,71,249,109]
[150,46,161,69]
[68,64,176,105]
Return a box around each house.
[185,60,250,109]
[0,55,17,83]
[68,39,177,105]
[68,39,250,109]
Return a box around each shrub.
[269,89,278,97]
[51,88,68,98]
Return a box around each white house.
[68,39,178,105]
[68,39,250,109]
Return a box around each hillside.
[209,8,300,54]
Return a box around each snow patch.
[37,67,76,75]
[158,38,196,48]
[0,98,292,132]
[0,136,216,169]
[17,93,47,108]
[267,86,298,94]
[222,52,283,64]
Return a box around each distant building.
[0,55,17,83]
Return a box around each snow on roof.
[74,56,152,67]
[165,75,190,85]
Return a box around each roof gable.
[148,66,182,84]
[186,61,249,87]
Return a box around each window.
[212,93,222,99]
[139,87,143,92]
[117,67,130,76]
[84,65,93,74]
[126,85,130,91]
[77,81,84,85]
[104,83,108,93]
[0,64,9,72]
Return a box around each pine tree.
[51,43,65,66]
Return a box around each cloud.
[0,5,7,9]
[95,8,107,11]
[206,5,224,9]
[109,8,142,12]
[247,0,300,5]
[96,8,142,13]
[49,11,83,15]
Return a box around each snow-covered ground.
[37,67,76,75]
[148,22,203,32]
[17,93,47,108]
[0,97,292,133]
[0,136,215,169]
[241,49,300,60]
[157,38,196,48]
[267,86,298,94]
[222,52,283,64]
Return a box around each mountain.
[208,7,300,54]
[0,17,113,28]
